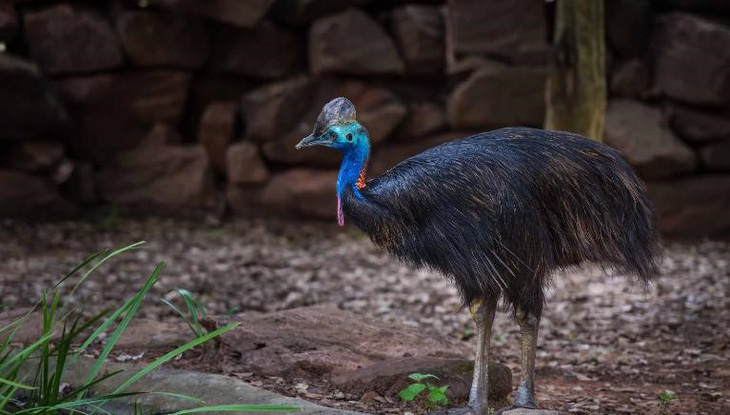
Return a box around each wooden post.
[544,0,606,141]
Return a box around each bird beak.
[295,134,330,149]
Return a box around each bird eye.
[345,133,353,141]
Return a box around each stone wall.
[0,0,728,238]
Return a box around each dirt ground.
[0,218,728,414]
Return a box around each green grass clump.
[0,241,298,414]
[162,289,208,339]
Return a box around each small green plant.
[658,390,678,414]
[398,373,449,408]
[162,289,207,338]
[461,327,474,340]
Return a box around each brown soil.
[1,219,728,414]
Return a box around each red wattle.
[337,196,345,226]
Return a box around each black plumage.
[296,97,660,413]
[343,127,659,318]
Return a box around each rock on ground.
[396,102,448,141]
[146,0,275,28]
[116,319,195,350]
[201,305,512,403]
[699,139,730,171]
[272,0,368,26]
[2,140,65,173]
[447,0,547,64]
[210,23,302,79]
[0,170,75,218]
[199,101,238,174]
[182,76,255,140]
[609,59,650,99]
[202,305,469,376]
[605,0,653,57]
[226,142,269,185]
[56,71,191,162]
[309,9,405,75]
[0,54,68,141]
[61,161,96,204]
[97,143,214,209]
[391,5,444,74]
[648,175,730,237]
[115,10,209,69]
[654,0,730,13]
[241,76,315,142]
[652,12,730,106]
[253,169,337,220]
[447,64,545,129]
[500,409,560,415]
[604,99,696,179]
[333,356,511,403]
[24,4,124,75]
[666,104,730,143]
[0,309,190,350]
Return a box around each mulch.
[1,218,728,414]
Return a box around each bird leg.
[514,305,540,408]
[468,297,497,415]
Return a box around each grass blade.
[160,298,198,336]
[0,331,55,372]
[81,262,163,389]
[0,383,19,411]
[177,289,206,337]
[0,315,26,336]
[161,289,207,338]
[52,248,108,289]
[77,299,134,353]
[0,377,35,390]
[112,322,240,394]
[15,392,143,414]
[70,241,146,297]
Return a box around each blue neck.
[337,136,370,201]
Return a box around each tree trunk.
[544,0,606,141]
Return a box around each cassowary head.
[295,97,369,153]
[295,97,371,227]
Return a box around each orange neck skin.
[356,161,367,190]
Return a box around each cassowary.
[296,97,659,414]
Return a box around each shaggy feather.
[342,127,660,316]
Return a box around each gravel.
[1,217,728,413]
[0,218,469,333]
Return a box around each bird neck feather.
[336,134,370,226]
